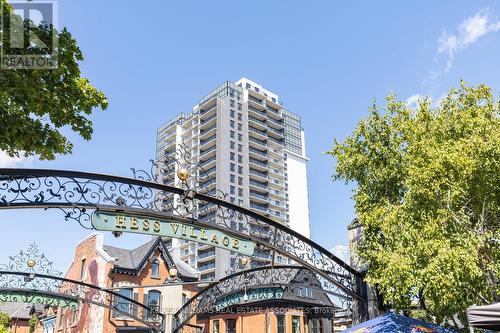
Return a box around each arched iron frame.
[0,271,164,331]
[0,167,367,330]
[173,265,355,332]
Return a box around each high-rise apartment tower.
[155,78,310,281]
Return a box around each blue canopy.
[342,312,457,333]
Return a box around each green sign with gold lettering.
[92,211,255,256]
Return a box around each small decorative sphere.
[177,168,190,181]
[240,257,248,266]
[27,259,36,268]
[169,268,178,278]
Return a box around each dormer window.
[151,259,160,278]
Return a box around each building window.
[80,258,87,281]
[277,315,286,333]
[230,174,235,183]
[238,166,242,174]
[230,120,235,128]
[151,259,160,278]
[226,319,236,333]
[310,318,321,333]
[230,100,235,107]
[238,155,243,163]
[238,113,242,121]
[230,152,235,161]
[230,163,235,172]
[230,130,235,138]
[238,103,242,110]
[238,177,243,186]
[147,290,161,312]
[71,308,79,325]
[238,144,242,152]
[230,110,235,118]
[230,141,235,149]
[238,133,242,141]
[238,188,243,197]
[238,123,242,131]
[213,319,220,333]
[113,288,132,317]
[182,293,188,305]
[230,186,235,195]
[292,316,300,333]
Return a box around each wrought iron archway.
[0,243,164,331]
[0,152,368,330]
[173,265,353,332]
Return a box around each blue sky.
[2,1,500,270]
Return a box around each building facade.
[55,234,198,333]
[156,78,311,281]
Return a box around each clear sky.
[2,0,500,271]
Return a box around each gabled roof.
[0,302,44,320]
[102,237,197,281]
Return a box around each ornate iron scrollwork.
[0,244,164,330]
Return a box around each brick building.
[55,233,198,333]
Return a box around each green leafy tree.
[0,0,107,160]
[327,82,500,325]
[0,312,10,333]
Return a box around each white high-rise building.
[155,78,310,281]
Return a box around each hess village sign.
[92,210,256,256]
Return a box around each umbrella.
[342,312,457,333]
[467,302,500,331]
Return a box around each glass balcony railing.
[249,157,267,168]
[250,202,269,212]
[248,105,266,115]
[200,155,216,166]
[249,168,268,179]
[200,134,216,146]
[249,147,267,157]
[249,125,267,136]
[198,250,216,259]
[200,145,216,156]
[249,116,266,126]
[198,262,216,271]
[249,137,267,147]
[250,191,268,200]
[200,124,217,135]
[200,113,217,125]
[249,180,268,189]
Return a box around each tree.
[0,0,107,160]
[0,312,10,333]
[327,82,500,325]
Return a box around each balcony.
[248,104,266,119]
[200,155,216,169]
[198,262,216,271]
[249,126,267,140]
[249,179,268,191]
[248,116,267,128]
[249,147,267,159]
[200,145,216,158]
[267,136,283,147]
[250,202,269,213]
[250,191,268,202]
[199,103,217,116]
[200,134,216,147]
[249,168,268,180]
[269,168,285,179]
[249,137,267,148]
[267,117,284,129]
[199,178,216,191]
[197,250,216,261]
[249,157,267,168]
[200,113,217,125]
[267,126,284,137]
[200,123,216,135]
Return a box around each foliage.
[0,0,107,160]
[0,312,10,332]
[327,82,500,324]
[29,314,38,333]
